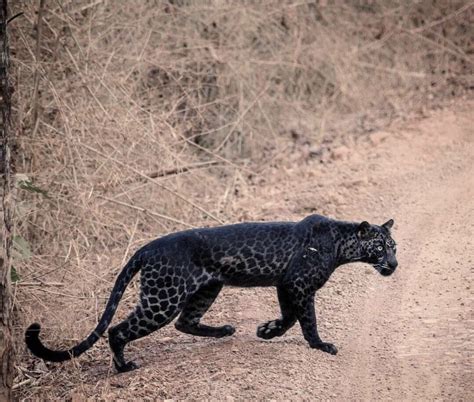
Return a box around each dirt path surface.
[22,101,473,400]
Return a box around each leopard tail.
[25,252,142,363]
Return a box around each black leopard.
[25,215,398,372]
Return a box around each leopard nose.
[389,260,398,269]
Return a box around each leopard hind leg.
[108,293,184,373]
[175,281,235,338]
[108,260,190,372]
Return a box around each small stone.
[369,131,390,146]
[350,176,369,186]
[309,145,323,157]
[331,145,350,160]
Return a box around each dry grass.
[7,0,473,398]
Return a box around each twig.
[33,287,108,299]
[213,84,269,153]
[98,195,196,228]
[120,160,221,187]
[31,0,45,138]
[12,378,33,390]
[64,46,111,117]
[80,142,224,223]
[121,218,138,266]
[7,12,23,25]
[404,29,474,66]
[18,281,64,287]
[354,61,426,78]
[146,160,220,179]
[162,119,254,176]
[409,2,474,34]
[256,144,291,175]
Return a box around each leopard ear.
[382,219,394,230]
[357,221,371,239]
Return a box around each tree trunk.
[0,0,15,399]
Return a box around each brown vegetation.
[7,0,473,398]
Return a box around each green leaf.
[15,174,50,198]
[11,266,20,283]
[12,235,32,260]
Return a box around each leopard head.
[357,219,398,276]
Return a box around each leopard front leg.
[291,285,337,355]
[257,286,296,340]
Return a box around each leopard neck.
[333,222,363,267]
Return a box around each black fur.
[25,214,398,372]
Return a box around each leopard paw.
[311,342,338,355]
[256,320,285,340]
[116,361,139,373]
[217,325,236,338]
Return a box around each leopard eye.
[377,246,384,251]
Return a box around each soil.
[17,100,473,400]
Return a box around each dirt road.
[339,102,473,401]
[20,101,473,400]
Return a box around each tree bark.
[0,0,15,399]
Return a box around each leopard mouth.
[374,264,395,276]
